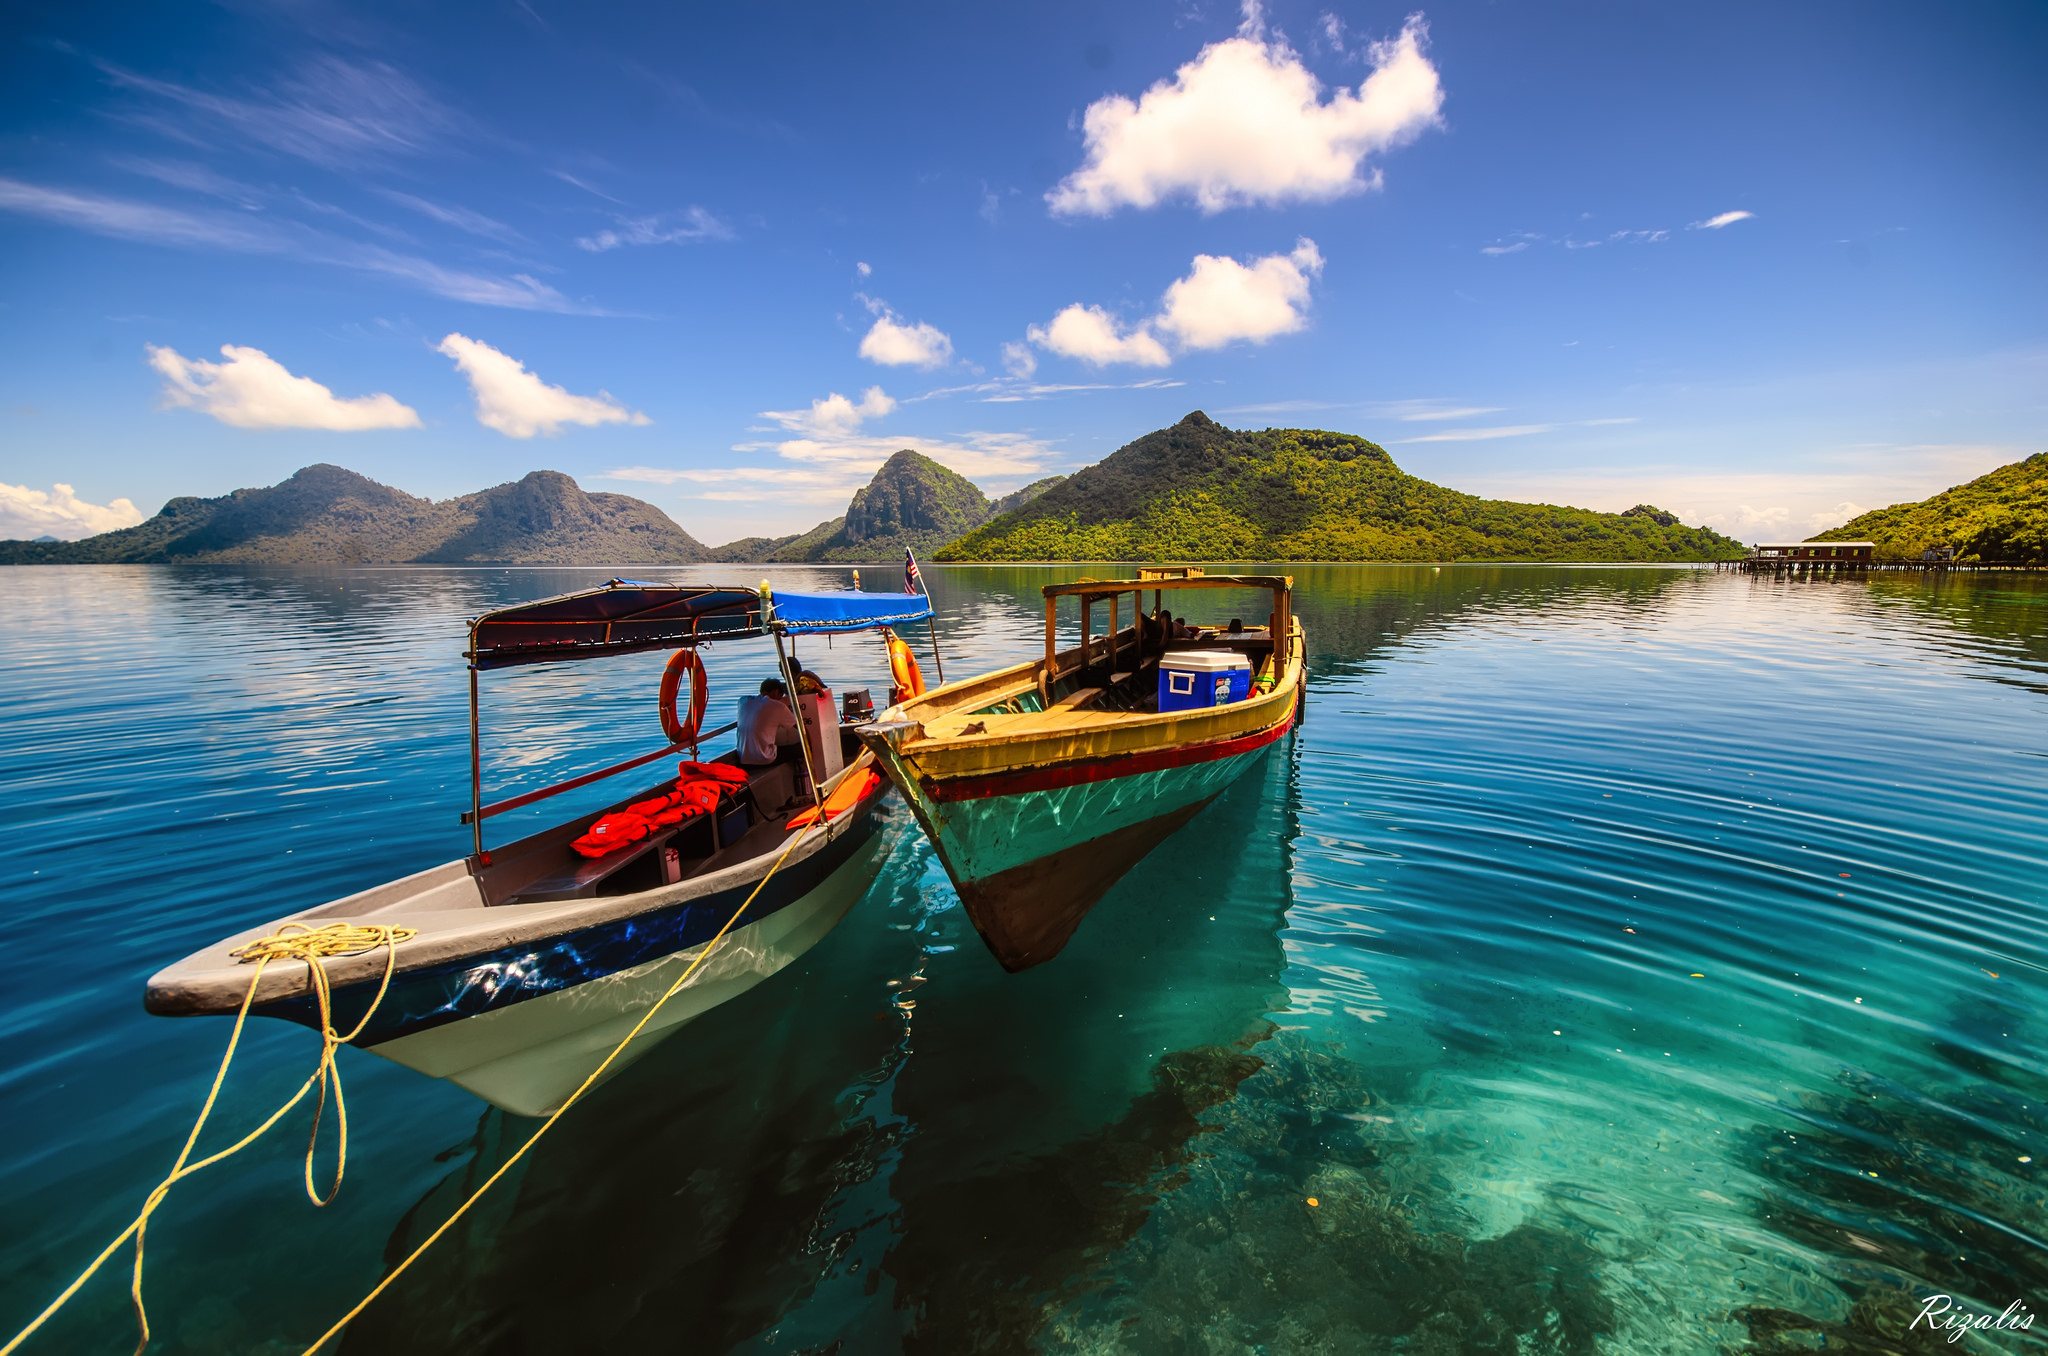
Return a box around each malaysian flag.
[904,548,922,594]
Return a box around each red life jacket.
[570,811,653,859]
[678,760,748,786]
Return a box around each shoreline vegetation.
[4,414,2041,569]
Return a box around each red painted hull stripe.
[925,712,1295,803]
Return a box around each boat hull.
[147,765,892,1117]
[885,716,1293,971]
[368,832,881,1116]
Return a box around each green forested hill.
[938,413,1745,562]
[1812,452,2048,563]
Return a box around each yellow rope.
[298,819,825,1354]
[0,921,413,1356]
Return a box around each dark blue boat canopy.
[468,579,933,669]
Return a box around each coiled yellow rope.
[7,815,827,1355]
[1,921,414,1356]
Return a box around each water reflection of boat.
[145,580,932,1116]
[861,571,1304,970]
[339,731,1310,1352]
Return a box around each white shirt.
[736,695,797,765]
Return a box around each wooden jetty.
[1717,542,2036,574]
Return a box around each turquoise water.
[1,564,2044,1353]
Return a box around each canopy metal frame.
[459,579,934,860]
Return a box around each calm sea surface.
[1,564,2043,1354]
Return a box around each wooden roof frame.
[1039,573,1293,695]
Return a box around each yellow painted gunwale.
[883,618,1304,782]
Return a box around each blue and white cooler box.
[1158,649,1252,712]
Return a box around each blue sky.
[2,0,2043,544]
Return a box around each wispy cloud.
[1394,423,1555,443]
[0,176,279,252]
[1212,398,1348,417]
[1382,401,1504,422]
[1483,222,1688,256]
[107,155,264,208]
[910,376,1186,405]
[90,53,471,169]
[0,176,609,313]
[576,207,734,252]
[1690,209,1755,230]
[375,188,524,244]
[549,169,625,205]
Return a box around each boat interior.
[476,731,869,908]
[982,622,1274,716]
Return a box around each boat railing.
[460,720,740,826]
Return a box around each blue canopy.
[468,579,931,669]
[773,588,933,635]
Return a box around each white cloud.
[436,332,649,438]
[1157,237,1323,348]
[576,207,733,251]
[1027,238,1323,367]
[1048,14,1442,215]
[858,301,955,369]
[1691,210,1755,230]
[1001,341,1038,378]
[147,343,422,430]
[855,260,872,278]
[1808,501,1868,532]
[1480,241,1528,255]
[1027,304,1172,368]
[761,386,896,436]
[0,482,145,540]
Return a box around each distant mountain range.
[11,413,1874,567]
[0,464,710,565]
[940,413,1746,562]
[1812,451,2047,563]
[710,450,1065,563]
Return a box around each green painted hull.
[879,732,1288,970]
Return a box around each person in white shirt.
[736,678,800,768]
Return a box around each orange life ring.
[659,647,709,745]
[886,631,925,701]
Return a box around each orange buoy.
[658,647,709,746]
[885,630,925,703]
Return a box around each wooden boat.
[860,570,1303,971]
[145,580,935,1116]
